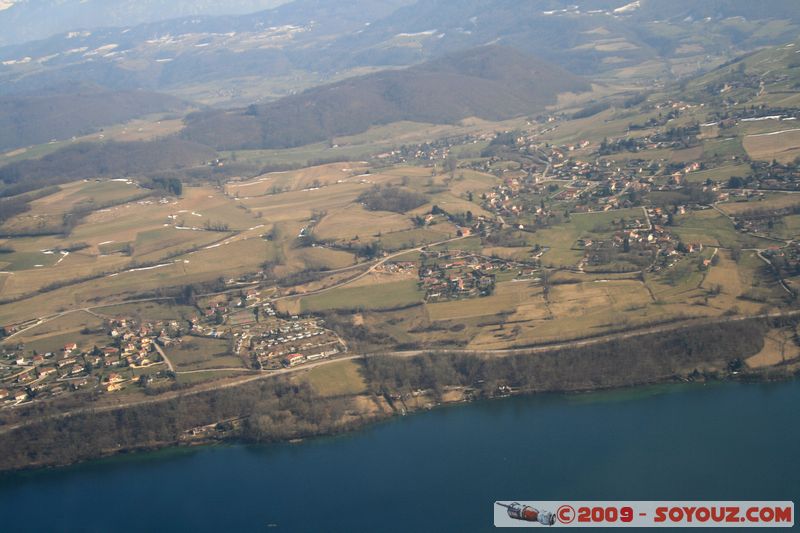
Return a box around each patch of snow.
[740,115,783,122]
[613,1,640,14]
[127,263,171,273]
[745,128,800,139]
[395,29,437,38]
[2,57,31,66]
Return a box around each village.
[0,288,349,408]
[1,89,799,412]
[417,250,535,302]
[0,317,175,408]
[194,289,346,370]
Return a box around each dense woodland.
[0,87,187,152]
[181,46,589,150]
[0,139,214,197]
[358,185,428,214]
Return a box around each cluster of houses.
[481,152,661,222]
[107,318,177,368]
[764,242,800,282]
[373,132,493,166]
[243,315,343,370]
[0,318,177,406]
[417,250,532,302]
[577,208,708,272]
[191,290,344,370]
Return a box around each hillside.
[0,0,415,101]
[294,0,800,74]
[0,86,189,152]
[0,0,290,46]
[0,138,215,197]
[1,0,799,104]
[181,45,590,150]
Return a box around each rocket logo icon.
[496,502,556,526]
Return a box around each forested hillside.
[0,87,188,151]
[181,46,589,150]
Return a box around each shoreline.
[2,364,797,477]
[0,315,796,474]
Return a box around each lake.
[1,380,798,532]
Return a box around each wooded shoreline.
[0,317,798,474]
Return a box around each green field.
[95,301,198,321]
[531,208,646,268]
[378,227,453,251]
[683,164,750,184]
[301,359,368,397]
[0,251,60,272]
[300,279,424,312]
[167,337,245,371]
[673,210,776,249]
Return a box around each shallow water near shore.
[1,380,798,532]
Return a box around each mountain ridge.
[181,45,590,150]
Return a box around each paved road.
[3,308,799,437]
[153,343,175,373]
[270,234,467,302]
[2,297,181,342]
[0,354,364,436]
[3,235,467,341]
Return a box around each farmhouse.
[283,353,306,367]
[37,367,56,378]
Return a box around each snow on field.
[613,1,640,14]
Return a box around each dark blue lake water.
[1,380,798,532]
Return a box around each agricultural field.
[743,129,800,163]
[426,281,542,322]
[673,209,775,249]
[298,359,368,397]
[225,162,370,198]
[530,208,647,268]
[718,194,800,216]
[95,301,198,322]
[2,36,800,411]
[378,227,457,251]
[299,279,424,313]
[166,337,246,372]
[314,205,413,243]
[683,164,750,184]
